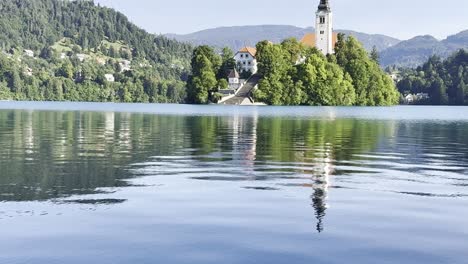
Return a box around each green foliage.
[254,36,397,106]
[187,46,220,104]
[0,0,192,103]
[217,47,236,79]
[218,79,228,90]
[187,46,237,104]
[335,34,399,106]
[370,46,380,63]
[397,49,468,105]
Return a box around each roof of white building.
[228,69,240,79]
[237,47,257,57]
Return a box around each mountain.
[380,31,468,67]
[165,25,307,52]
[0,0,193,103]
[380,36,447,68]
[168,25,468,68]
[166,25,401,52]
[0,0,192,68]
[442,30,468,49]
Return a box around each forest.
[397,49,468,105]
[0,0,192,103]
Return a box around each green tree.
[186,46,220,104]
[10,70,23,94]
[0,81,12,100]
[370,46,379,63]
[454,79,466,105]
[218,79,228,90]
[430,77,448,105]
[57,61,74,79]
[397,49,468,105]
[217,47,236,79]
[335,35,398,106]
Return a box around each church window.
[320,31,324,34]
[320,17,325,24]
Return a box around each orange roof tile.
[238,47,257,57]
[300,33,338,49]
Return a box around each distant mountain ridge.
[167,25,468,68]
[380,30,468,67]
[166,25,400,53]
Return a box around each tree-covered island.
[186,35,400,106]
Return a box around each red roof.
[237,47,257,57]
[300,33,338,48]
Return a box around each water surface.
[0,102,467,264]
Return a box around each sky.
[94,0,468,40]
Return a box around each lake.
[0,102,467,264]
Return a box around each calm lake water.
[1,102,468,264]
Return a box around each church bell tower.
[315,0,333,55]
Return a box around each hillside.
[0,0,192,67]
[0,0,193,103]
[167,25,468,68]
[166,25,401,52]
[380,31,468,67]
[397,49,468,105]
[380,36,448,68]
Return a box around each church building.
[301,0,337,55]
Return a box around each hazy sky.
[94,0,468,40]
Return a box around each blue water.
[0,102,467,264]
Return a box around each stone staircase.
[221,74,261,105]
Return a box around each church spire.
[318,0,331,12]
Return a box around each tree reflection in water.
[3,108,467,233]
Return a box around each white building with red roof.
[234,47,258,74]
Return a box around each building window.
[243,61,246,65]
[240,54,243,58]
[245,54,249,58]
[320,31,324,34]
[320,17,325,24]
[248,61,251,65]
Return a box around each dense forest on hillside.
[0,0,193,102]
[397,49,468,105]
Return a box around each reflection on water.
[1,104,468,263]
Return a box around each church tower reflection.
[311,143,333,233]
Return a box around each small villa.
[119,59,131,72]
[228,69,240,86]
[76,53,88,62]
[104,74,115,82]
[234,47,258,74]
[24,49,34,57]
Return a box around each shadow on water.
[1,109,468,232]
